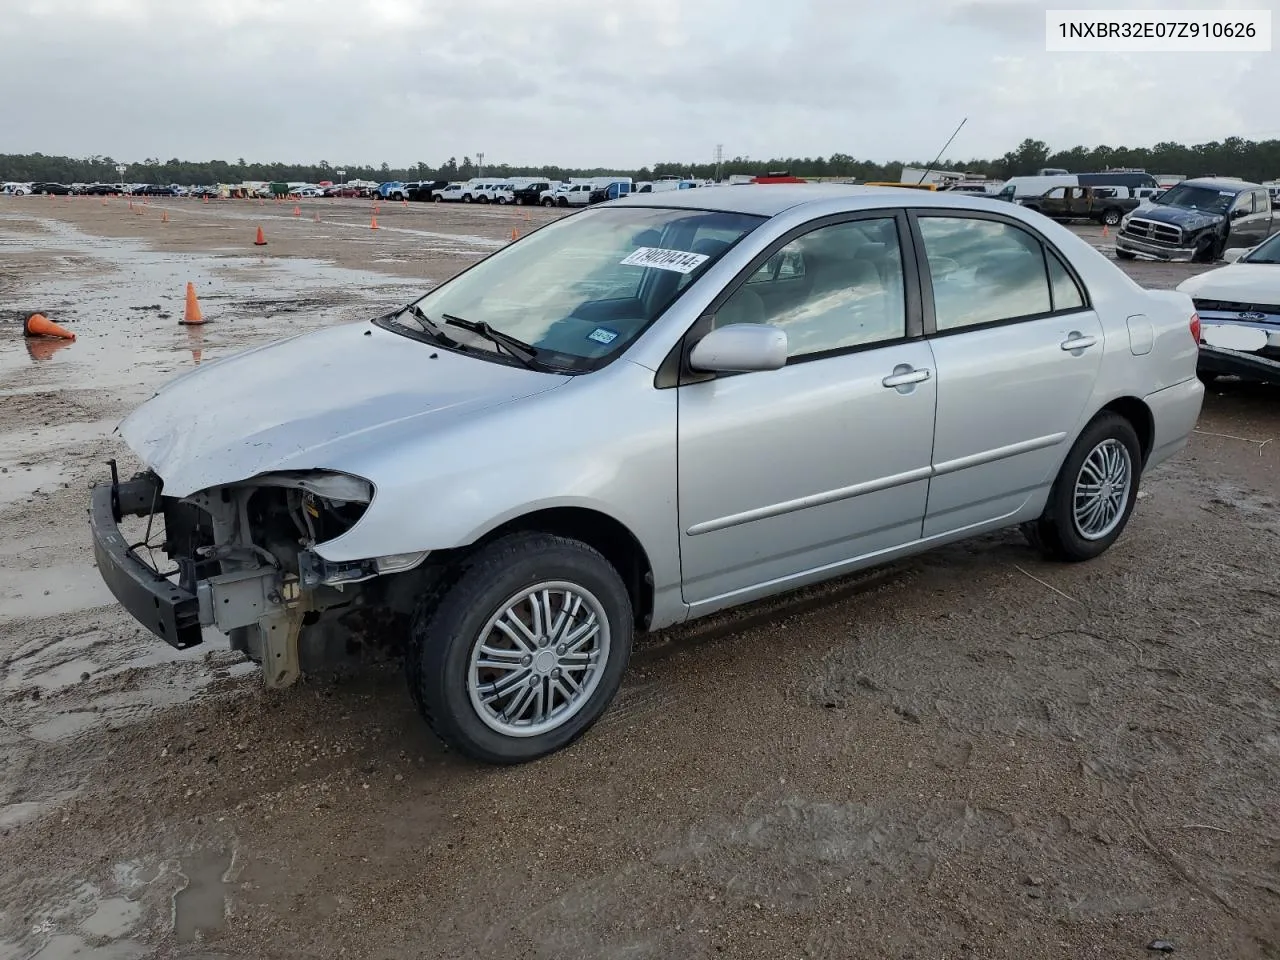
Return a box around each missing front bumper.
[88,473,203,649]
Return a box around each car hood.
[1135,205,1224,232]
[1177,263,1280,308]
[119,320,569,497]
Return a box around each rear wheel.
[1022,412,1143,562]
[1102,208,1122,226]
[405,532,633,764]
[542,197,555,207]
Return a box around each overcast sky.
[4,0,1277,169]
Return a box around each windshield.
[387,206,764,371]
[1154,184,1234,214]
[1243,231,1280,264]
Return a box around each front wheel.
[1192,236,1221,263]
[406,532,633,764]
[1022,412,1143,562]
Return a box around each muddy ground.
[0,195,1276,960]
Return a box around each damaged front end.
[88,464,426,687]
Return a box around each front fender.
[310,365,681,597]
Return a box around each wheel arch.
[1096,395,1155,465]
[447,506,656,630]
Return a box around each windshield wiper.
[443,314,539,368]
[405,303,462,347]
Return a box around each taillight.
[1190,312,1201,343]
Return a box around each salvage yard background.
[0,195,1277,959]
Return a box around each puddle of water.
[0,564,114,625]
[0,418,118,459]
[173,847,232,943]
[19,932,149,959]
[0,462,67,509]
[79,897,142,941]
[0,216,424,401]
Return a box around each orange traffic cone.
[23,313,76,341]
[510,227,519,241]
[293,205,301,217]
[161,209,169,223]
[401,198,408,207]
[203,195,209,204]
[254,226,267,246]
[1101,224,1110,238]
[181,282,204,325]
[128,199,134,211]
[101,197,108,206]
[370,214,379,230]
[313,212,320,222]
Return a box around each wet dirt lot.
[0,195,1277,960]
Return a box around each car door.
[676,213,937,611]
[911,212,1104,537]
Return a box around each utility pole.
[477,152,485,178]
[714,144,724,183]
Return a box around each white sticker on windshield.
[620,247,710,274]
[1220,190,1235,196]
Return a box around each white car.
[2,182,31,196]
[295,186,323,198]
[433,183,467,202]
[491,183,515,204]
[1176,230,1280,384]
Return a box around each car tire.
[1192,236,1219,263]
[542,198,555,207]
[463,194,473,203]
[1021,411,1143,563]
[496,197,507,205]
[433,195,443,202]
[1102,209,1122,226]
[1114,249,1136,260]
[405,532,633,765]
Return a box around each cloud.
[0,0,1276,169]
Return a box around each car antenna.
[916,117,968,185]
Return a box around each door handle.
[882,367,931,388]
[1061,333,1098,352]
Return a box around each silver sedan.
[90,185,1205,764]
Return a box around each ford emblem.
[1237,311,1267,322]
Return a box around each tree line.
[2,137,1278,186]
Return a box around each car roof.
[1181,177,1262,191]
[611,183,1010,218]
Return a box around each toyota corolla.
[90,186,1204,765]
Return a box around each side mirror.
[1230,208,1247,220]
[1221,246,1250,263]
[688,323,788,373]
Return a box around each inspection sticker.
[587,327,619,345]
[619,247,710,274]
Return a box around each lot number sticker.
[620,247,710,274]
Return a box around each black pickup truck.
[1115,177,1275,263]
[1018,185,1139,226]
[511,181,552,205]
